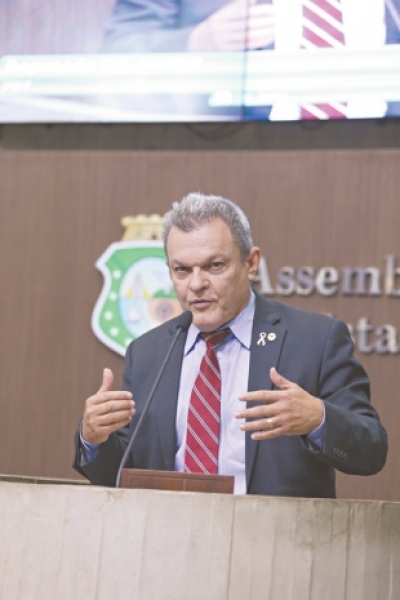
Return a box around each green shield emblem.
[92,240,181,356]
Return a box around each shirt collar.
[184,290,255,356]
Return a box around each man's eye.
[210,262,223,269]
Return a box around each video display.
[1,0,399,123]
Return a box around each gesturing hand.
[188,0,275,52]
[81,368,135,445]
[235,367,324,440]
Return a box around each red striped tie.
[184,329,230,474]
[300,0,347,119]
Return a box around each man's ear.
[247,247,261,281]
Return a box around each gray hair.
[163,192,254,261]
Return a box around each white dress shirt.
[174,293,256,494]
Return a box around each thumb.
[270,367,293,390]
[98,368,114,393]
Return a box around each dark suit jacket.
[101,0,231,53]
[73,294,388,497]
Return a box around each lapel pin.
[257,332,267,346]
[257,332,277,346]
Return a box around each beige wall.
[0,149,399,500]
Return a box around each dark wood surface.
[121,469,234,494]
[0,149,399,501]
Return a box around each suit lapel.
[246,295,287,488]
[154,326,187,470]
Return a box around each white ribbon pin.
[257,332,277,346]
[257,332,267,346]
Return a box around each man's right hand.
[188,0,275,52]
[81,368,135,445]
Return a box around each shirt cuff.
[79,421,100,465]
[305,401,326,451]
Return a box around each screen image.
[0,0,399,123]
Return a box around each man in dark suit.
[101,0,400,53]
[74,192,387,496]
[101,0,274,53]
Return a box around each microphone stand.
[115,314,191,487]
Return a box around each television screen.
[1,0,399,123]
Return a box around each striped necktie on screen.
[184,329,230,475]
[300,0,347,119]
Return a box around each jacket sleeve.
[101,0,200,52]
[311,319,388,475]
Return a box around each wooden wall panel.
[0,149,399,501]
[0,0,114,55]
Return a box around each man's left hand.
[235,367,324,440]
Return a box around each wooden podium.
[120,468,234,493]
[1,475,399,600]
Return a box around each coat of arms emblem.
[92,215,181,355]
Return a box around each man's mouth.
[189,299,213,309]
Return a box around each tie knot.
[200,328,231,350]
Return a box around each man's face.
[167,218,260,332]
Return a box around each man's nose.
[189,268,208,291]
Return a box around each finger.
[91,398,135,417]
[98,368,114,394]
[270,367,294,390]
[238,415,285,440]
[94,407,135,427]
[216,26,274,49]
[89,390,133,406]
[246,22,275,49]
[250,426,285,441]
[238,390,282,403]
[239,417,278,432]
[102,417,134,433]
[235,405,275,419]
[215,16,273,35]
[87,415,134,441]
